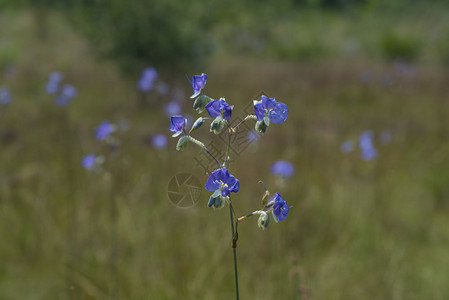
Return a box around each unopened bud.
[210,116,226,135]
[255,120,268,134]
[193,95,212,113]
[176,135,190,151]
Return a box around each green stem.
[229,204,240,300]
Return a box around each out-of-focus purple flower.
[152,134,168,149]
[190,73,207,98]
[46,72,63,94]
[247,130,260,142]
[271,193,290,222]
[156,82,170,95]
[171,88,184,101]
[62,84,77,98]
[359,70,373,83]
[55,84,77,106]
[394,60,418,77]
[381,74,392,86]
[340,140,354,153]
[380,130,393,145]
[205,97,233,120]
[138,67,158,92]
[95,121,115,140]
[254,95,288,125]
[82,153,97,170]
[359,130,378,160]
[164,101,182,116]
[270,160,295,178]
[205,167,240,197]
[169,115,187,137]
[0,87,11,105]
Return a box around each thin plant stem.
[229,200,240,300]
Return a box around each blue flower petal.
[191,73,207,98]
[254,100,265,121]
[169,115,186,133]
[272,193,290,222]
[270,102,288,124]
[205,100,221,118]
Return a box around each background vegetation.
[0,1,449,299]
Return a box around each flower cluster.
[169,72,291,230]
[138,67,158,92]
[45,72,77,106]
[82,120,123,172]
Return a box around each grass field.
[1,9,449,299]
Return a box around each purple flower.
[254,95,288,125]
[156,82,170,95]
[0,87,11,105]
[152,134,168,149]
[164,101,182,116]
[46,72,63,94]
[271,193,290,222]
[190,73,207,98]
[270,160,295,178]
[82,154,97,170]
[340,140,354,153]
[55,84,77,106]
[205,97,232,120]
[359,130,378,161]
[95,121,115,140]
[169,115,187,137]
[205,167,240,197]
[62,84,77,98]
[138,67,158,92]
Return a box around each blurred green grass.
[0,8,449,300]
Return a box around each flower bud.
[255,120,268,134]
[255,211,270,229]
[190,117,207,133]
[210,116,226,135]
[193,95,212,113]
[176,135,190,151]
[261,190,270,206]
[207,190,227,209]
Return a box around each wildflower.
[169,115,187,137]
[254,95,288,126]
[152,134,168,149]
[340,140,354,153]
[0,87,11,105]
[270,193,290,222]
[82,153,98,170]
[138,67,158,92]
[46,72,63,94]
[270,160,295,178]
[206,97,233,120]
[205,167,240,197]
[95,121,115,141]
[156,82,170,95]
[55,84,77,106]
[190,73,207,98]
[164,101,182,116]
[359,130,378,160]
